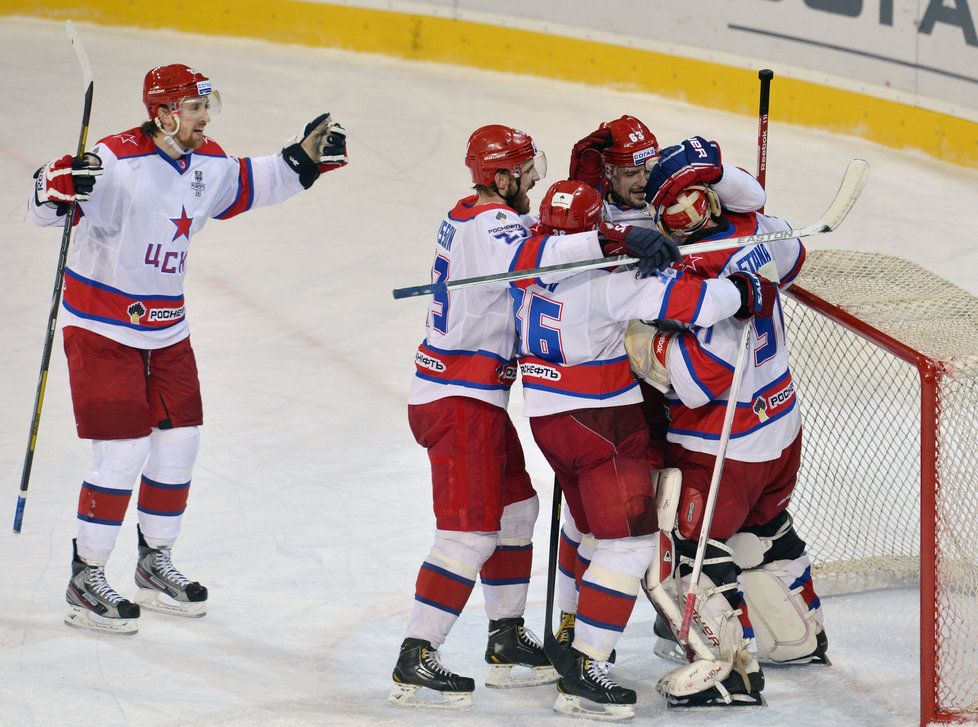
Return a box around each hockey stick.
[756,69,773,212]
[543,475,577,678]
[676,320,753,646]
[391,158,868,300]
[14,20,93,534]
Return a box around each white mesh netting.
[783,249,978,717]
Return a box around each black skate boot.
[65,539,140,635]
[485,617,558,687]
[134,526,207,617]
[388,637,475,710]
[554,648,636,721]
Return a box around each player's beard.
[177,125,206,151]
[504,178,532,215]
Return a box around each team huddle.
[26,60,823,722]
[391,117,827,719]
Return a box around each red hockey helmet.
[601,115,659,168]
[538,180,603,235]
[143,64,220,118]
[656,184,720,236]
[465,125,546,187]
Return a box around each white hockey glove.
[624,319,674,393]
[282,113,348,189]
[34,152,102,209]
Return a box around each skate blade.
[387,683,473,710]
[135,587,207,618]
[485,663,559,688]
[64,605,138,635]
[665,692,766,709]
[768,652,832,667]
[553,693,635,722]
[653,636,687,664]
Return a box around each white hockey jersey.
[662,211,807,462]
[512,268,742,417]
[603,163,767,228]
[27,128,305,349]
[409,196,602,409]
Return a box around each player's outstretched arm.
[282,113,348,189]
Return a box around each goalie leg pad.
[738,567,822,665]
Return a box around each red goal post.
[782,249,978,726]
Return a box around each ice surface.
[2,17,976,726]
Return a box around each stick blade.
[818,158,870,231]
[65,21,93,88]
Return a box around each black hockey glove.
[282,113,348,189]
[598,221,681,276]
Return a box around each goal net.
[783,249,978,725]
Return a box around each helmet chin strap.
[154,113,190,156]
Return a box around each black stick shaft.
[15,25,93,534]
[757,69,774,212]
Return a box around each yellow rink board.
[5,0,976,168]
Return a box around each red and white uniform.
[409,196,601,409]
[27,128,305,349]
[662,211,806,462]
[512,267,742,417]
[603,164,766,228]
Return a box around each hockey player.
[554,126,769,645]
[568,116,767,228]
[514,179,776,720]
[627,165,827,709]
[390,126,682,711]
[27,64,348,635]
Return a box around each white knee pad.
[591,535,657,580]
[87,436,152,489]
[77,437,152,564]
[143,426,200,484]
[429,529,499,580]
[497,494,539,545]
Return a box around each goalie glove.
[34,153,102,210]
[624,320,675,393]
[282,113,348,189]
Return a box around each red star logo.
[678,254,703,274]
[170,207,193,241]
[117,133,138,145]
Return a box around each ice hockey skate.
[484,617,558,688]
[65,539,140,635]
[388,637,475,710]
[553,648,636,722]
[133,526,207,617]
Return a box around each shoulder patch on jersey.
[98,128,156,158]
[448,195,514,222]
[194,136,227,158]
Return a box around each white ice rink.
[2,17,977,727]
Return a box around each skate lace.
[151,548,192,588]
[421,648,453,678]
[517,625,544,649]
[585,658,619,690]
[86,566,125,605]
